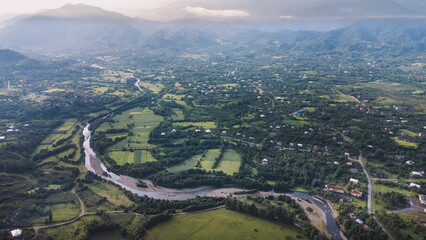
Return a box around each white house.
[355,219,364,225]
[350,178,359,184]
[419,195,426,205]
[405,161,415,166]
[10,229,22,238]
[411,171,425,177]
[0,136,5,140]
[262,159,269,166]
[409,183,421,189]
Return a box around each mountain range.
[0,3,424,54]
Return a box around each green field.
[97,107,163,165]
[172,109,185,121]
[372,180,418,211]
[162,94,187,106]
[32,202,80,225]
[139,81,164,94]
[41,215,102,240]
[168,154,202,172]
[76,188,115,211]
[174,121,216,129]
[200,149,221,169]
[87,181,134,207]
[215,149,241,175]
[400,129,418,137]
[108,150,156,165]
[282,119,310,127]
[55,119,77,132]
[168,148,241,173]
[393,139,418,149]
[144,208,306,240]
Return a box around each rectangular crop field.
[174,121,216,129]
[215,149,241,175]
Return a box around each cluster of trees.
[373,191,407,210]
[133,212,173,240]
[33,143,77,161]
[376,210,426,240]
[336,203,388,240]
[225,196,301,225]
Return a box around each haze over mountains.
[0,2,424,54]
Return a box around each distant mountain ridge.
[0,49,26,64]
[0,3,424,54]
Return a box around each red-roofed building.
[325,185,345,193]
[351,190,363,197]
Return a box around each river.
[83,124,344,238]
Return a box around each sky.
[0,0,425,21]
[0,0,176,15]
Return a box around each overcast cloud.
[185,7,249,18]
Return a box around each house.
[409,183,422,189]
[0,136,5,140]
[350,169,359,174]
[160,132,166,136]
[10,229,22,238]
[350,178,359,184]
[221,130,227,134]
[324,185,345,193]
[411,171,424,177]
[363,224,371,230]
[205,129,212,133]
[289,143,295,147]
[344,152,350,157]
[171,129,177,133]
[349,213,356,219]
[419,195,426,205]
[334,161,340,165]
[405,161,415,166]
[262,159,269,166]
[297,143,303,147]
[346,162,353,166]
[355,219,364,225]
[351,190,363,197]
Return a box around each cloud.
[185,6,249,18]
[279,15,295,19]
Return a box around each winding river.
[83,124,344,238]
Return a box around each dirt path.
[72,188,85,216]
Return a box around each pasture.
[32,202,80,225]
[174,121,216,129]
[393,139,418,149]
[87,181,134,207]
[215,149,241,175]
[97,107,163,165]
[139,81,164,94]
[144,208,306,240]
[76,188,115,211]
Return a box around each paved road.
[289,192,345,240]
[351,151,394,240]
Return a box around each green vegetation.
[144,208,307,240]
